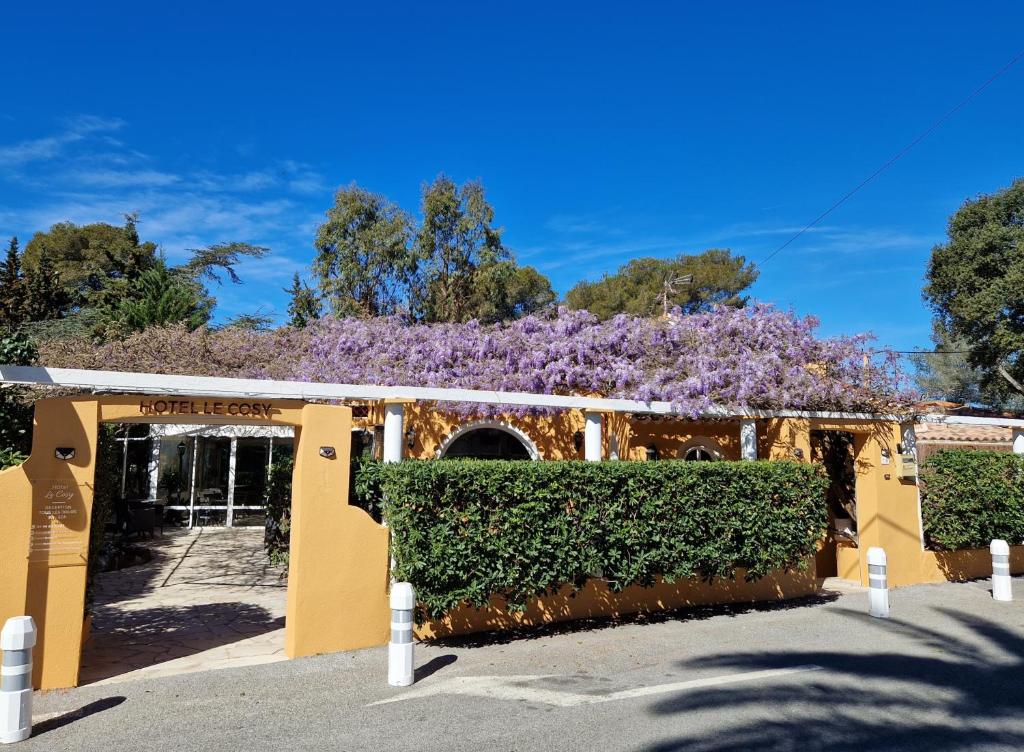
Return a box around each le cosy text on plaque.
[138,399,277,418]
[29,478,89,562]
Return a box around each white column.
[584,411,602,461]
[147,432,161,500]
[383,403,405,464]
[1014,429,1024,455]
[226,436,238,527]
[119,438,128,498]
[188,438,199,529]
[740,419,758,461]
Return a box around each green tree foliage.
[0,237,71,328]
[924,178,1024,399]
[920,450,1024,550]
[285,272,321,328]
[467,260,556,324]
[358,459,828,618]
[0,331,37,456]
[412,175,508,322]
[182,241,269,286]
[565,249,758,320]
[0,237,23,326]
[264,454,294,568]
[313,184,415,317]
[23,215,158,302]
[911,323,1024,411]
[98,259,210,336]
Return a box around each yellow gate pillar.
[284,403,390,658]
[0,398,99,689]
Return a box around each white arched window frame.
[678,436,725,461]
[436,421,542,460]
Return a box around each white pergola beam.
[0,365,905,421]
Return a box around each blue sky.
[2,2,1022,354]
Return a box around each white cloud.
[0,115,124,166]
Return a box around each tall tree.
[313,184,415,317]
[924,178,1024,399]
[565,249,758,320]
[0,237,24,328]
[412,175,508,323]
[468,261,556,323]
[23,215,158,301]
[285,272,321,328]
[22,253,72,324]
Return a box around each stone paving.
[79,527,288,685]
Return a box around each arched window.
[438,422,539,460]
[678,437,723,462]
[683,446,716,462]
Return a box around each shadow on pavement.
[80,602,283,683]
[426,592,841,649]
[639,607,1024,751]
[31,696,127,738]
[415,654,458,682]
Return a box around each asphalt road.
[24,577,1024,751]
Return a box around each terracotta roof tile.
[916,423,1013,443]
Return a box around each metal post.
[388,582,415,687]
[1,616,36,744]
[584,411,602,461]
[740,419,758,460]
[383,404,404,464]
[991,539,1012,602]
[867,547,890,618]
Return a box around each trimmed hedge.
[357,459,828,618]
[920,450,1024,551]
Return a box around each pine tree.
[0,237,25,328]
[286,272,322,328]
[22,254,72,323]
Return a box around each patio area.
[79,527,288,685]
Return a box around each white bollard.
[991,539,1012,602]
[1,616,36,744]
[867,547,890,619]
[388,582,415,687]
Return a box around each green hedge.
[920,449,1024,551]
[358,459,828,618]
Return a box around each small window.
[683,446,717,462]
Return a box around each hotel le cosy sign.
[138,399,278,419]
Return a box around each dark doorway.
[810,430,857,578]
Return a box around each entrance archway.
[0,395,391,689]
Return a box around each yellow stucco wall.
[416,566,818,639]
[0,396,392,689]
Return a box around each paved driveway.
[29,575,1024,751]
[79,527,287,685]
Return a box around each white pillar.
[991,539,1012,602]
[226,437,238,527]
[584,411,602,461]
[0,616,36,744]
[383,403,405,464]
[388,582,415,686]
[867,547,890,618]
[147,432,161,501]
[740,419,758,461]
[1014,429,1024,455]
[188,437,199,529]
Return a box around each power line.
[760,48,1024,267]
